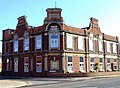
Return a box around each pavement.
[0,75,120,88]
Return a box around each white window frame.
[67,34,73,49]
[99,58,103,71]
[36,35,42,49]
[90,58,94,72]
[14,58,18,72]
[79,57,84,72]
[99,40,103,52]
[114,58,117,70]
[89,37,94,51]
[107,41,110,52]
[24,37,29,51]
[107,58,111,71]
[67,56,73,73]
[78,36,84,50]
[113,43,116,53]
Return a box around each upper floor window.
[24,32,29,51]
[89,37,94,51]
[78,36,84,50]
[36,35,42,49]
[99,40,103,52]
[113,43,116,53]
[107,41,110,52]
[50,34,59,48]
[24,38,29,51]
[67,34,73,49]
[14,35,18,52]
[49,25,60,49]
[14,40,18,52]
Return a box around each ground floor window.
[107,63,111,71]
[14,58,18,72]
[90,63,94,72]
[80,63,84,72]
[50,60,59,72]
[99,63,103,71]
[67,62,72,72]
[36,56,42,72]
[24,57,29,72]
[114,63,117,70]
[6,58,12,71]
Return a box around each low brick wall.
[87,72,120,77]
[47,72,120,77]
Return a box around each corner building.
[2,7,119,76]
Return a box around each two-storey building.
[2,7,119,76]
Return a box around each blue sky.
[0,0,120,52]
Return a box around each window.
[78,36,84,50]
[107,58,111,71]
[99,41,102,51]
[14,40,18,52]
[68,56,72,62]
[99,58,103,71]
[90,58,94,71]
[50,60,59,71]
[80,57,83,62]
[67,56,73,72]
[90,58,94,62]
[6,58,12,71]
[14,58,18,72]
[36,35,42,49]
[107,58,110,63]
[36,56,42,72]
[50,34,59,48]
[79,57,84,72]
[99,58,102,63]
[24,38,29,51]
[100,64,103,71]
[89,37,94,51]
[114,58,117,70]
[107,41,110,52]
[113,43,116,53]
[67,35,73,49]
[24,57,29,72]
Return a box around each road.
[20,76,120,88]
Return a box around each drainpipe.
[103,33,106,72]
[84,29,88,73]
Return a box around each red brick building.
[2,7,119,76]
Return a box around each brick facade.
[2,7,119,76]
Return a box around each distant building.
[2,7,119,76]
